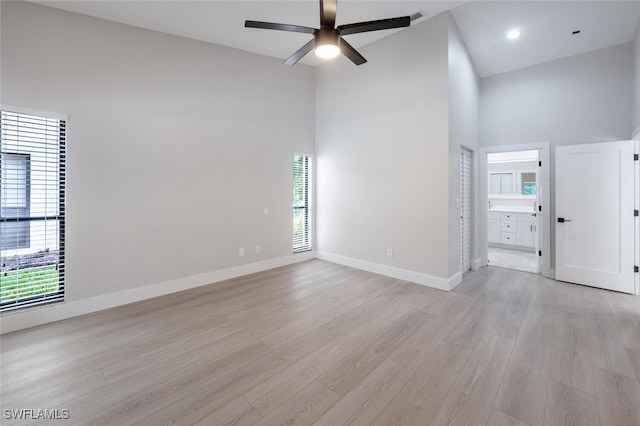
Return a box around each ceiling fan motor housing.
[315,28,340,49]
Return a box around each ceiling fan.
[245,0,423,66]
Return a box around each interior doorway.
[486,149,540,273]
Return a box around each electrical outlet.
[387,248,393,258]
[255,245,261,254]
[263,207,269,216]
[239,248,245,257]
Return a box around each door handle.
[557,218,572,223]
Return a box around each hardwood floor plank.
[314,358,413,426]
[320,287,397,335]
[59,341,269,424]
[389,296,471,370]
[582,290,637,379]
[375,283,438,321]
[192,396,262,426]
[606,291,640,352]
[251,380,340,426]
[243,315,391,416]
[126,327,338,426]
[629,348,640,380]
[488,408,531,426]
[5,349,209,426]
[592,366,640,426]
[491,286,531,340]
[259,277,394,348]
[543,379,599,426]
[371,342,472,426]
[549,311,595,395]
[430,333,515,426]
[1,370,105,413]
[494,316,553,426]
[317,310,427,396]
[443,295,502,350]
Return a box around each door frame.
[479,142,552,279]
[633,130,640,295]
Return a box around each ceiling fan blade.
[339,37,367,66]
[337,16,410,36]
[284,39,316,66]
[410,12,423,22]
[245,20,316,35]
[320,0,337,28]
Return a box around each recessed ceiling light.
[507,29,520,40]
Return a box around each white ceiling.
[31,1,640,76]
[452,1,640,76]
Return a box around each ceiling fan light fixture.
[507,29,520,40]
[315,44,340,58]
[315,28,340,59]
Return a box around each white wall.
[634,21,640,135]
[482,43,633,147]
[481,43,633,270]
[447,15,480,276]
[1,2,316,330]
[316,12,479,287]
[316,13,452,286]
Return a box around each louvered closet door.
[460,148,472,272]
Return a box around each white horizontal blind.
[489,172,514,195]
[460,148,472,272]
[0,110,66,312]
[293,154,311,253]
[501,173,514,194]
[489,173,501,194]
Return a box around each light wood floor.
[2,260,640,426]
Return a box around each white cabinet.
[488,210,535,249]
[516,213,535,248]
[501,232,517,244]
[488,211,501,243]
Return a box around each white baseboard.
[0,252,315,334]
[448,271,463,290]
[316,251,458,292]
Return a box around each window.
[0,109,66,312]
[1,153,30,250]
[520,172,537,195]
[293,154,312,253]
[489,172,514,195]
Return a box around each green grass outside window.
[0,267,59,302]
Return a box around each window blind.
[0,110,66,312]
[460,149,472,272]
[489,172,514,195]
[501,173,514,194]
[293,154,311,253]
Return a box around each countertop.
[488,206,535,214]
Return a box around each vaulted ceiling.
[31,1,640,77]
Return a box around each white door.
[460,148,472,272]
[556,141,635,293]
